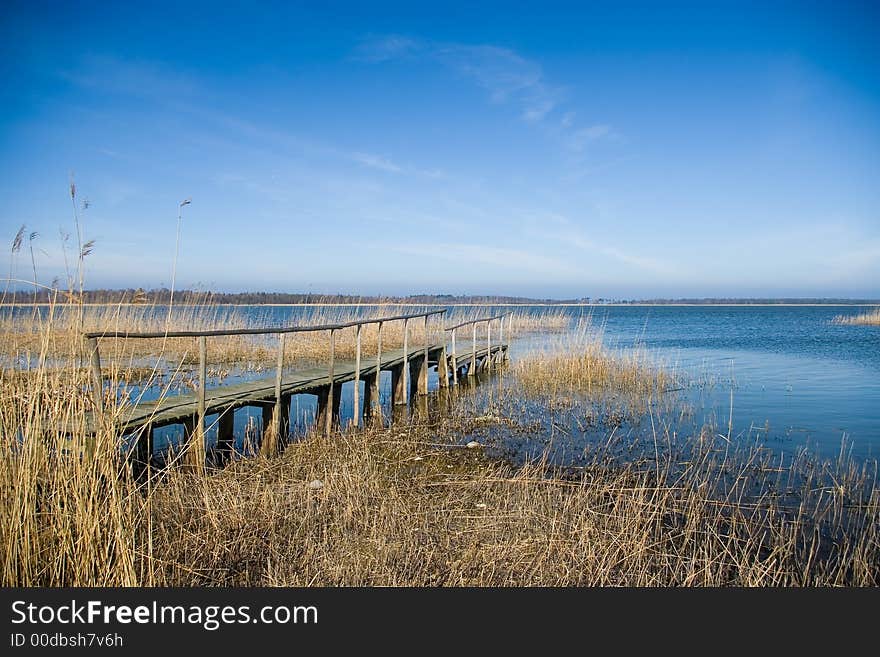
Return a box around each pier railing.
[444,312,511,384]
[83,309,448,456]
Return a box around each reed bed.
[3,350,878,585]
[833,308,880,326]
[513,325,672,398]
[0,301,570,369]
[140,418,880,586]
[2,299,877,587]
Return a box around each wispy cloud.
[351,152,403,173]
[567,124,616,151]
[59,55,197,100]
[524,213,672,274]
[353,35,420,62]
[356,35,617,152]
[435,44,562,122]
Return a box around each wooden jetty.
[82,310,511,472]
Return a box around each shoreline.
[2,302,878,308]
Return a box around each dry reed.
[1,294,877,586]
[833,308,880,326]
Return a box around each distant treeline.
[4,288,878,306]
[626,298,880,305]
[5,288,575,305]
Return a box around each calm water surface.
[7,303,879,461]
[241,304,880,460]
[562,305,879,460]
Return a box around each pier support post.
[315,388,328,431]
[217,408,235,462]
[281,395,290,438]
[469,323,477,377]
[372,322,384,423]
[486,320,492,372]
[260,397,289,457]
[132,423,153,481]
[413,393,428,419]
[438,343,449,388]
[186,336,207,473]
[260,334,287,457]
[419,315,429,395]
[316,384,342,433]
[324,329,336,437]
[451,328,458,385]
[85,336,104,424]
[401,318,409,405]
[363,371,379,424]
[331,384,341,425]
[391,364,407,405]
[352,324,362,427]
[261,404,274,453]
[411,358,427,397]
[181,415,200,467]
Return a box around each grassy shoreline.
[1,302,878,586]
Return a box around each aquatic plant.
[833,308,880,326]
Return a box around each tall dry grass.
[1,302,569,369]
[513,324,672,398]
[3,305,878,586]
[834,308,880,326]
[145,417,879,586]
[1,290,877,586]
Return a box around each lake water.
[219,303,880,462]
[6,303,879,462]
[580,305,880,461]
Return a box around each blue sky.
[1,1,878,298]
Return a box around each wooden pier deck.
[92,343,504,434]
[80,310,511,472]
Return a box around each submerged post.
[353,324,362,427]
[325,328,335,437]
